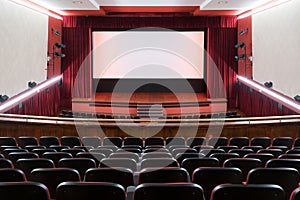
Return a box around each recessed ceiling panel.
[201,0,272,10]
[29,0,100,10]
[95,0,205,6]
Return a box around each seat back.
[166,137,185,146]
[192,167,243,200]
[103,137,122,148]
[18,136,38,148]
[15,158,54,178]
[0,168,26,182]
[81,136,101,148]
[181,157,219,176]
[211,184,285,200]
[42,152,72,167]
[39,136,59,148]
[0,182,50,200]
[76,152,105,166]
[250,137,271,148]
[223,158,262,181]
[207,137,228,148]
[186,137,206,148]
[145,137,164,146]
[124,137,143,147]
[229,137,249,148]
[247,168,300,200]
[134,183,204,200]
[109,152,139,162]
[29,168,81,199]
[140,158,179,170]
[138,167,190,184]
[0,137,17,146]
[272,137,293,149]
[56,182,125,200]
[84,167,134,188]
[58,158,96,179]
[100,158,137,171]
[266,159,300,172]
[60,136,81,148]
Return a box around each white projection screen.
[0,0,48,97]
[92,30,205,79]
[252,0,300,98]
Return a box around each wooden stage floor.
[72,92,227,116]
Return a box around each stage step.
[137,104,164,118]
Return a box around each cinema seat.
[247,168,300,200]
[56,182,126,200]
[133,183,204,200]
[145,137,165,146]
[192,167,243,200]
[76,152,106,166]
[109,152,139,163]
[15,158,54,178]
[0,168,26,182]
[166,137,185,146]
[266,159,300,172]
[124,137,143,147]
[211,184,285,200]
[186,137,206,148]
[58,158,96,180]
[223,158,262,181]
[181,157,219,176]
[138,167,190,184]
[29,168,81,199]
[42,152,72,167]
[17,136,38,148]
[229,137,249,148]
[39,136,60,148]
[272,137,293,149]
[81,136,101,148]
[207,137,228,148]
[0,137,17,146]
[100,158,137,171]
[84,167,134,188]
[8,152,38,165]
[60,136,81,148]
[140,158,179,170]
[103,137,122,148]
[0,158,13,168]
[250,137,271,148]
[0,182,51,200]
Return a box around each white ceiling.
[29,0,274,11]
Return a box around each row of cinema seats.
[59,110,241,119]
[1,135,299,149]
[1,136,300,199]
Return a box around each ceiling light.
[55,52,66,58]
[55,43,66,48]
[235,42,245,49]
[264,81,273,88]
[0,95,9,103]
[235,54,246,60]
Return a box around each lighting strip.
[0,75,62,113]
[8,0,63,20]
[237,75,300,113]
[237,0,291,20]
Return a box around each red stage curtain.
[61,16,237,108]
[238,83,297,116]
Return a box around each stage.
[72,92,227,116]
